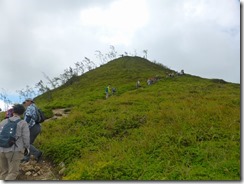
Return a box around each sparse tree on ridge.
[12,46,154,103]
[0,89,12,110]
[74,61,85,76]
[83,57,96,71]
[52,77,61,88]
[35,80,48,95]
[25,85,36,98]
[16,85,36,102]
[60,67,75,84]
[42,72,58,89]
[60,71,69,85]
[95,50,105,64]
[107,45,117,60]
[143,50,148,59]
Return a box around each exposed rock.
[25,171,32,176]
[58,168,66,175]
[17,156,60,180]
[54,112,63,116]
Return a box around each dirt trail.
[46,108,71,121]
[18,158,60,180]
[17,108,71,181]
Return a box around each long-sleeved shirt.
[24,103,38,128]
[0,116,30,152]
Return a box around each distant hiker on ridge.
[112,87,116,95]
[147,78,152,85]
[136,80,141,88]
[105,85,111,99]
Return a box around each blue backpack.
[0,119,21,148]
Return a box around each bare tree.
[83,57,96,71]
[16,85,36,102]
[0,88,12,110]
[52,77,61,88]
[143,50,148,59]
[95,50,108,64]
[74,61,85,76]
[108,45,117,60]
[58,66,75,85]
[25,85,36,98]
[35,80,48,95]
[42,72,58,89]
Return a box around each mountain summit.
[34,56,240,180]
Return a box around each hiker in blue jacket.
[21,98,42,163]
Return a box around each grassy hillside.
[34,56,240,180]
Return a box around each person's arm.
[22,121,30,149]
[25,115,31,123]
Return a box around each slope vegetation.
[34,56,240,180]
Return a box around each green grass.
[32,56,240,180]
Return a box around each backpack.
[35,107,46,123]
[0,119,21,148]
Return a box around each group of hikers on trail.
[106,70,185,97]
[0,98,44,180]
[105,84,116,99]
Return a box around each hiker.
[105,85,111,99]
[112,87,116,95]
[147,79,151,85]
[5,103,19,119]
[21,98,42,163]
[136,80,141,88]
[0,104,30,180]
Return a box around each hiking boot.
[35,151,43,163]
[20,158,29,163]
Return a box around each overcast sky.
[0,0,241,111]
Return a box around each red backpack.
[5,108,14,119]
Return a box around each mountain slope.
[34,56,240,180]
[36,56,171,108]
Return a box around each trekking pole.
[10,137,19,162]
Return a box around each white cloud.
[0,100,13,112]
[0,100,5,112]
[80,0,149,45]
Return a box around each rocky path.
[18,158,60,180]
[17,108,71,181]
